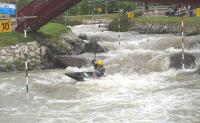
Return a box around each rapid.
[1,24,200,123]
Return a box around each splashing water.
[1,24,200,123]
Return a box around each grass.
[67,14,118,22]
[0,32,33,47]
[0,23,69,47]
[131,16,200,25]
[38,22,70,40]
[68,14,200,26]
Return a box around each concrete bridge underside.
[15,0,81,33]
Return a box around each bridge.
[15,0,200,33]
[15,0,81,33]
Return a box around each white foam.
[65,66,93,73]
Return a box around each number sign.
[196,8,200,17]
[0,19,12,32]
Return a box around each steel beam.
[16,0,81,33]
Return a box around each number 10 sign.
[0,19,12,32]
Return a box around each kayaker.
[92,59,105,77]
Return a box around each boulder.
[0,66,6,72]
[196,66,200,74]
[169,53,195,69]
[84,41,107,53]
[55,55,88,68]
[41,46,56,69]
[74,43,85,55]
[79,34,87,40]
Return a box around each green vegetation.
[108,14,133,32]
[67,0,137,16]
[68,14,117,21]
[38,22,70,40]
[131,16,200,25]
[0,32,33,47]
[66,14,118,25]
[0,23,69,48]
[108,15,200,32]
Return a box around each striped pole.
[118,17,121,45]
[24,26,29,92]
[147,12,149,34]
[18,16,37,94]
[181,17,185,69]
[146,8,149,42]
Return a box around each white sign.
[0,3,16,15]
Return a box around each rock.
[1,55,6,61]
[41,47,56,69]
[1,49,6,55]
[35,59,41,64]
[14,48,20,54]
[5,57,14,63]
[36,47,41,55]
[79,34,87,40]
[0,66,6,72]
[55,55,88,68]
[84,41,107,53]
[196,66,200,74]
[29,62,35,68]
[29,52,36,57]
[74,43,84,55]
[169,53,195,69]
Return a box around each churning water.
[1,24,200,123]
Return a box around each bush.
[134,11,143,17]
[108,14,132,32]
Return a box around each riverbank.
[0,23,71,72]
[66,14,200,35]
[108,16,200,34]
[130,16,200,35]
[0,22,107,72]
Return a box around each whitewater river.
[1,24,200,123]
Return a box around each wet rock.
[130,23,200,35]
[41,47,56,69]
[74,43,85,55]
[169,53,195,69]
[196,66,200,74]
[0,66,6,72]
[30,52,36,57]
[84,41,107,53]
[55,55,88,68]
[79,34,87,40]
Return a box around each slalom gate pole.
[24,26,29,93]
[146,10,149,42]
[94,40,97,60]
[118,17,121,46]
[181,16,185,69]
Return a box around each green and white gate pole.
[18,16,37,93]
[181,16,185,69]
[118,17,121,46]
[24,23,29,92]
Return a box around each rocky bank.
[0,31,107,72]
[130,23,200,35]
